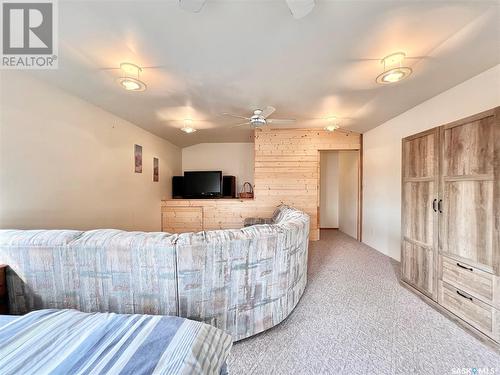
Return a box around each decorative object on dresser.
[239,181,254,199]
[0,264,8,314]
[401,107,499,346]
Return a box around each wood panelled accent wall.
[162,128,362,241]
[253,128,361,240]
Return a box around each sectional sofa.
[0,205,309,341]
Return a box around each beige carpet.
[228,230,500,374]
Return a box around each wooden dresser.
[0,264,8,314]
[161,198,262,233]
[401,107,499,346]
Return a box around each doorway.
[319,150,361,240]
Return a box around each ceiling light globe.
[376,67,412,85]
[383,71,405,83]
[181,127,197,134]
[121,79,141,91]
[116,77,147,92]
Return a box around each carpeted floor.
[228,230,500,374]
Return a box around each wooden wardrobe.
[401,107,499,345]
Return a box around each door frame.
[318,143,363,242]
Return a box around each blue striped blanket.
[0,309,232,375]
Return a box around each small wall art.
[153,157,159,182]
[134,144,142,173]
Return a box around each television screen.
[183,171,222,198]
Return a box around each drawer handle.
[432,199,437,212]
[456,263,473,272]
[456,290,473,301]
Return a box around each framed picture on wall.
[134,144,142,173]
[153,157,159,182]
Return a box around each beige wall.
[0,71,181,231]
[338,151,358,239]
[319,151,339,228]
[362,64,500,261]
[182,143,254,194]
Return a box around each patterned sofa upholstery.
[0,205,309,341]
[177,205,310,341]
[0,229,178,316]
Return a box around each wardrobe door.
[440,110,496,272]
[401,128,439,298]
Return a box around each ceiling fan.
[179,0,315,19]
[222,106,296,128]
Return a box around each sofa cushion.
[0,229,83,247]
[0,230,84,314]
[0,229,179,315]
[66,229,178,315]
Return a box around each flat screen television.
[183,171,223,198]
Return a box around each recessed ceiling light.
[117,63,147,92]
[181,119,197,133]
[376,52,412,84]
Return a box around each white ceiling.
[30,0,500,147]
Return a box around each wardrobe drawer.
[439,281,494,337]
[441,256,493,302]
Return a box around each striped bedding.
[0,309,232,375]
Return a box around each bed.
[0,309,232,375]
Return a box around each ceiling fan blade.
[179,0,206,13]
[231,122,251,128]
[222,113,250,120]
[267,118,296,124]
[260,106,276,119]
[286,0,315,19]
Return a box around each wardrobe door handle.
[456,263,473,272]
[438,199,443,213]
[432,199,437,212]
[456,290,473,301]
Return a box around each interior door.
[439,111,496,272]
[401,128,439,299]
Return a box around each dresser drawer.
[161,206,203,233]
[439,281,495,338]
[441,256,493,302]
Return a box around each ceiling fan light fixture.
[181,127,197,133]
[181,119,197,133]
[117,63,147,92]
[324,117,340,132]
[325,124,340,132]
[376,52,412,84]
